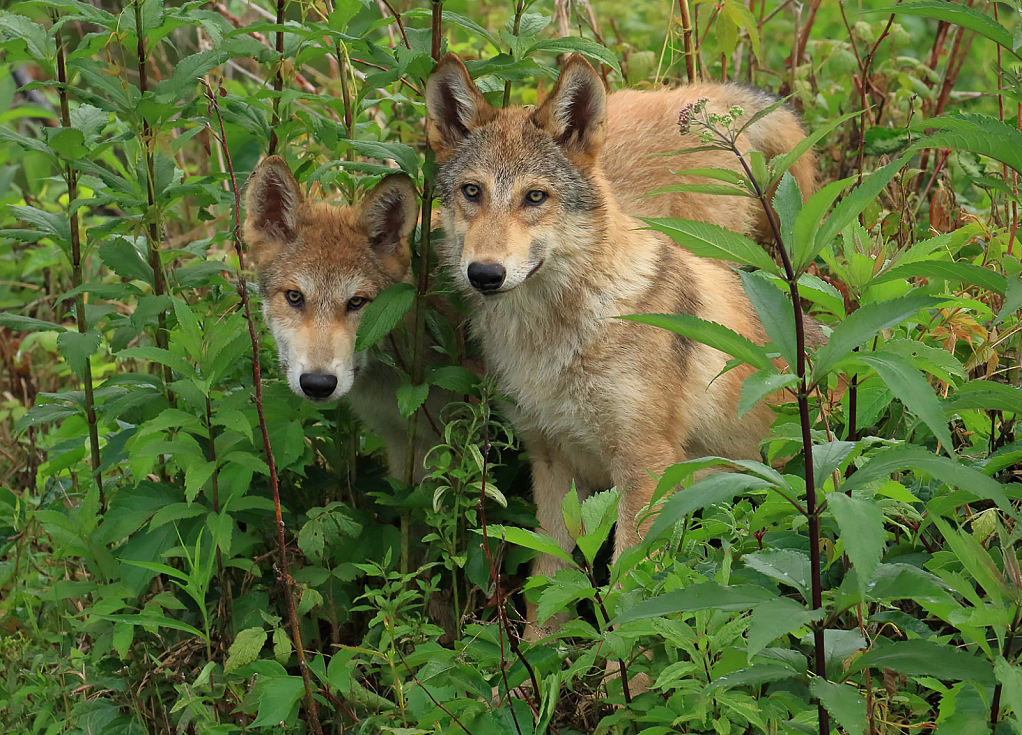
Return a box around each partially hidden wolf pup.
[244,157,443,480]
[425,55,818,633]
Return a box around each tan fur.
[426,54,818,636]
[244,156,443,479]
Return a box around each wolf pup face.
[425,54,606,296]
[244,156,418,402]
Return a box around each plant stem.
[991,604,1022,731]
[503,0,526,107]
[132,0,174,409]
[730,141,828,735]
[678,0,696,83]
[53,14,103,507]
[268,0,287,155]
[202,80,323,735]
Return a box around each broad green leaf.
[739,371,798,417]
[94,613,203,638]
[403,8,499,47]
[811,679,867,735]
[577,489,618,564]
[829,493,887,595]
[250,675,305,728]
[619,313,774,371]
[396,382,429,419]
[526,37,621,73]
[812,440,857,490]
[848,639,995,685]
[881,338,966,385]
[997,272,1022,322]
[703,663,800,692]
[869,2,1013,53]
[57,330,101,380]
[911,113,1022,178]
[483,525,577,567]
[648,472,775,539]
[771,171,802,253]
[931,516,1010,607]
[994,657,1022,727]
[792,178,856,272]
[641,217,779,273]
[226,627,268,674]
[535,568,594,626]
[740,270,797,368]
[747,597,824,659]
[0,10,55,61]
[99,238,153,284]
[354,282,415,351]
[843,444,1015,518]
[117,345,195,377]
[853,352,954,452]
[871,259,1008,295]
[811,291,937,382]
[0,313,66,332]
[769,108,864,187]
[744,549,812,600]
[612,582,775,625]
[945,381,1022,415]
[561,484,583,541]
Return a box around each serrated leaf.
[482,525,577,567]
[272,627,292,664]
[0,313,66,332]
[99,238,154,284]
[811,679,867,735]
[57,330,101,380]
[812,440,857,490]
[250,675,305,728]
[740,270,797,368]
[747,597,824,659]
[811,291,937,382]
[396,382,429,419]
[112,621,134,660]
[641,217,779,273]
[871,259,1008,295]
[912,113,1022,178]
[613,582,774,626]
[619,313,774,371]
[869,2,1012,54]
[829,493,887,595]
[526,37,620,73]
[577,488,618,564]
[649,472,775,539]
[354,282,415,351]
[739,371,798,417]
[561,484,582,541]
[848,639,995,685]
[225,627,267,674]
[535,568,594,626]
[744,549,813,600]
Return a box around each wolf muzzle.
[467,262,506,293]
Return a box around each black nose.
[467,262,506,293]
[299,372,338,399]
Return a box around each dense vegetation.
[3,0,1022,733]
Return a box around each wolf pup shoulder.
[244,156,444,480]
[425,55,818,634]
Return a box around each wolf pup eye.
[524,190,548,206]
[461,183,481,201]
[347,296,370,312]
[284,290,304,307]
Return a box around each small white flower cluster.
[677,100,746,144]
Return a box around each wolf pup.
[425,55,817,634]
[244,157,442,480]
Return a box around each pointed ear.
[359,173,418,274]
[244,156,304,264]
[531,55,607,168]
[425,53,495,161]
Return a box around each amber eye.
[347,296,369,312]
[462,183,481,201]
[524,189,548,206]
[284,290,304,307]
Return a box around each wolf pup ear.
[359,173,418,277]
[244,156,304,264]
[425,54,494,161]
[532,55,607,168]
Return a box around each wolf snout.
[467,262,506,293]
[299,372,338,399]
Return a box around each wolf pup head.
[244,156,418,402]
[425,54,606,297]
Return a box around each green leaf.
[225,627,268,674]
[612,582,775,625]
[703,663,800,692]
[577,488,618,564]
[354,282,415,351]
[343,139,420,178]
[619,313,774,371]
[117,346,195,377]
[871,259,1008,295]
[811,291,937,382]
[946,381,1022,415]
[740,270,796,368]
[99,238,154,284]
[483,525,577,567]
[561,484,582,541]
[250,675,305,728]
[739,371,798,417]
[396,382,428,419]
[994,657,1022,726]
[403,8,499,48]
[843,444,1015,518]
[0,313,66,332]
[648,472,775,539]
[0,10,55,61]
[747,597,824,659]
[640,217,779,273]
[535,569,594,626]
[812,440,857,490]
[184,461,216,503]
[792,178,856,272]
[769,108,864,187]
[771,171,802,253]
[911,113,1022,178]
[810,679,867,735]
[931,516,1010,607]
[525,37,621,73]
[848,639,995,686]
[868,2,1013,54]
[93,613,203,638]
[829,493,887,595]
[853,352,954,452]
[744,549,812,600]
[57,330,101,380]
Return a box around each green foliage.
[3,1,1022,734]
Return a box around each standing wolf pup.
[244,157,444,480]
[425,54,818,634]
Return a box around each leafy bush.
[2,1,1022,734]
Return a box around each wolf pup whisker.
[244,156,448,481]
[426,54,821,638]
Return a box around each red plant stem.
[267,0,286,155]
[379,0,412,50]
[203,80,323,735]
[793,0,821,73]
[678,0,696,83]
[53,15,103,507]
